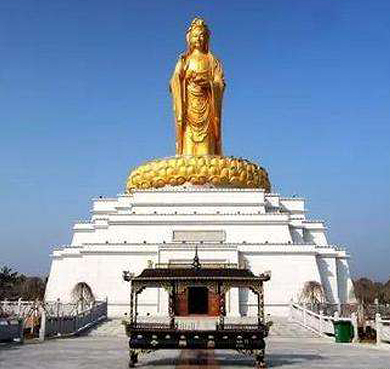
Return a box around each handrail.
[42,299,107,340]
[0,299,108,342]
[290,302,352,337]
[376,313,390,345]
[0,299,106,319]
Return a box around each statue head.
[186,17,210,53]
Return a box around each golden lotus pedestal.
[126,155,271,192]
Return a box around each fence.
[290,302,355,338]
[376,313,390,345]
[0,299,41,319]
[299,303,357,318]
[298,302,390,320]
[0,299,87,318]
[0,298,108,342]
[43,300,107,339]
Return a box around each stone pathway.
[1,318,389,368]
[1,335,389,369]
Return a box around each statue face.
[189,27,208,52]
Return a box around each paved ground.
[1,319,389,369]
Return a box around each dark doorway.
[188,286,208,315]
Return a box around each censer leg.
[255,349,267,368]
[129,350,138,368]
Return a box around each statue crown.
[187,17,210,36]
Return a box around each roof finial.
[192,245,201,269]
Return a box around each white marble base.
[45,187,355,317]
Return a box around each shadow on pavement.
[266,353,323,367]
[136,351,323,367]
[0,342,24,351]
[215,352,322,367]
[137,357,179,367]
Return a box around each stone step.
[268,317,320,338]
[87,316,320,339]
[88,319,127,337]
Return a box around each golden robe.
[170,52,225,156]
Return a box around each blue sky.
[1,0,389,280]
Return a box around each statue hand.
[194,75,208,86]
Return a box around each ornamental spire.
[192,245,201,269]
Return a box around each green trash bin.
[333,320,354,343]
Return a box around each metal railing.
[43,300,107,339]
[0,298,108,342]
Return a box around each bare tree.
[298,281,326,305]
[71,282,95,311]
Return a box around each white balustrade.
[290,302,352,337]
[376,313,390,345]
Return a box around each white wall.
[240,251,323,316]
[336,257,356,303]
[46,187,354,318]
[317,256,339,303]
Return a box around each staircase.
[88,319,127,337]
[87,316,320,339]
[268,317,320,338]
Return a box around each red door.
[174,287,224,316]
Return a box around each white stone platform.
[45,187,355,317]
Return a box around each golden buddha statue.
[170,18,225,156]
[125,18,271,193]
